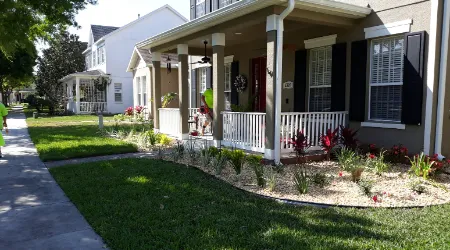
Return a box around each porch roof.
[59,70,109,82]
[136,0,371,51]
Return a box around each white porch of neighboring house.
[137,0,373,161]
[60,70,110,114]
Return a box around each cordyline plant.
[125,106,134,116]
[340,125,358,150]
[320,128,339,160]
[290,130,310,162]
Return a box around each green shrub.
[266,170,277,192]
[337,147,357,169]
[146,130,160,146]
[358,179,374,197]
[223,149,246,175]
[247,155,265,187]
[207,146,220,158]
[212,152,228,175]
[113,114,126,122]
[367,151,390,175]
[293,167,309,194]
[409,180,427,194]
[310,172,330,188]
[172,141,185,162]
[408,153,435,180]
[159,134,172,146]
[200,148,213,168]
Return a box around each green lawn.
[27,115,137,161]
[50,158,450,250]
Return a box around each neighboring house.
[135,0,450,162]
[60,4,187,114]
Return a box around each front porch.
[60,70,110,114]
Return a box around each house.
[60,5,187,115]
[134,0,450,162]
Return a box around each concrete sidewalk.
[0,108,106,249]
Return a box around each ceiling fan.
[192,40,211,64]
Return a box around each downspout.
[274,0,295,164]
[435,0,450,158]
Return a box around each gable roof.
[91,25,120,42]
[126,47,178,72]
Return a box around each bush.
[266,170,277,192]
[224,149,246,175]
[367,151,390,175]
[200,148,213,168]
[212,151,228,175]
[158,134,172,146]
[386,144,408,164]
[207,146,220,158]
[247,155,265,187]
[358,179,374,197]
[310,172,330,188]
[293,167,309,194]
[145,130,160,146]
[320,128,339,160]
[114,114,126,123]
[172,141,185,162]
[289,130,310,157]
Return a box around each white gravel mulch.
[173,156,450,208]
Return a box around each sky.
[69,0,189,42]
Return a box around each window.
[309,46,332,112]
[85,53,91,69]
[198,67,207,93]
[219,0,233,8]
[97,46,105,64]
[93,51,97,66]
[224,63,232,110]
[114,83,122,102]
[369,36,404,122]
[136,77,141,106]
[196,0,206,18]
[142,76,147,106]
[96,48,101,65]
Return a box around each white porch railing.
[222,112,266,153]
[280,112,348,152]
[188,108,208,132]
[159,108,180,137]
[79,102,107,114]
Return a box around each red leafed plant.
[135,105,144,114]
[290,130,310,158]
[386,144,409,164]
[320,128,339,160]
[339,125,358,150]
[125,106,134,116]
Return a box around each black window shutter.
[331,43,347,111]
[294,50,307,112]
[206,66,212,89]
[190,0,196,20]
[402,31,426,125]
[191,69,197,108]
[231,61,239,105]
[205,0,212,15]
[349,40,368,121]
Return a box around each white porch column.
[75,78,80,114]
[212,33,225,145]
[178,44,190,139]
[151,52,162,130]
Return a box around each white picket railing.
[222,111,266,153]
[79,102,107,114]
[280,112,348,152]
[159,108,180,137]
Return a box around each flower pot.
[351,168,364,182]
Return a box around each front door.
[251,57,267,112]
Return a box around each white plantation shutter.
[369,36,404,121]
[309,46,332,112]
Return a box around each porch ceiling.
[138,0,371,53]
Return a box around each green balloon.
[203,89,213,108]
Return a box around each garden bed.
[169,154,450,208]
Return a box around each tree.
[0,0,97,56]
[35,31,87,114]
[0,45,36,105]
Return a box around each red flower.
[125,107,134,116]
[369,154,376,159]
[338,172,343,177]
[135,105,144,114]
[393,146,399,150]
[372,195,378,203]
[447,160,450,164]
[394,151,398,155]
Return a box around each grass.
[50,158,450,250]
[27,114,137,161]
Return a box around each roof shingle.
[91,25,120,42]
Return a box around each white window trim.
[368,35,404,122]
[304,34,337,49]
[114,83,123,103]
[361,122,406,130]
[364,19,412,39]
[224,55,234,64]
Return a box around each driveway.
[0,108,106,249]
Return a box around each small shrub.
[310,172,330,188]
[224,149,246,175]
[185,141,199,164]
[340,125,358,150]
[320,128,339,160]
[113,114,126,123]
[289,130,310,158]
[409,180,427,194]
[156,146,164,160]
[408,153,435,180]
[207,146,220,158]
[247,155,265,187]
[159,134,172,146]
[367,151,390,175]
[146,130,160,146]
[271,162,285,174]
[266,170,277,191]
[293,167,309,194]
[358,179,374,197]
[200,148,213,168]
[212,152,228,175]
[386,144,409,164]
[337,147,365,182]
